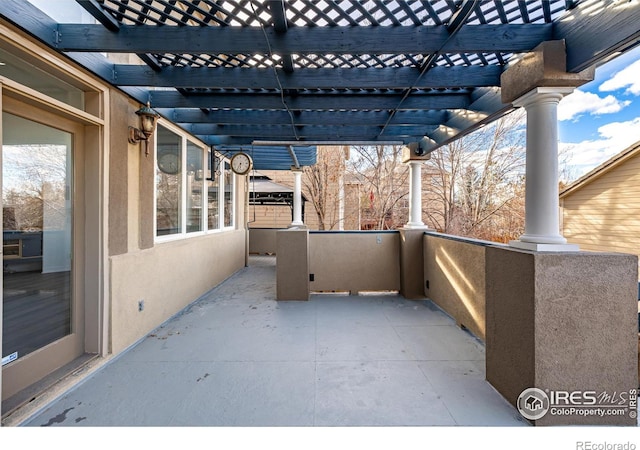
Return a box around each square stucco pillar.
[276,228,309,301]
[486,246,638,426]
[399,229,427,299]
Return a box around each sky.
[557,45,640,180]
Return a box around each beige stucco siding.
[309,231,400,293]
[109,230,245,354]
[562,151,640,270]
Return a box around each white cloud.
[558,89,631,121]
[599,58,640,95]
[561,117,640,179]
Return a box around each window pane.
[156,126,182,236]
[224,162,234,227]
[207,151,220,230]
[2,113,73,361]
[186,142,203,233]
[0,47,85,110]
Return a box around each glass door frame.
[1,96,86,400]
[0,24,106,417]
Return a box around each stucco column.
[291,169,304,226]
[510,87,578,251]
[405,161,427,229]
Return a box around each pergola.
[2,0,639,165]
[2,0,640,241]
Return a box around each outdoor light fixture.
[128,102,159,156]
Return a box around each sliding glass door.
[2,104,85,402]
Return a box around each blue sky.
[558,45,640,180]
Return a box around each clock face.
[158,151,180,174]
[231,153,252,175]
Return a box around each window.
[156,126,182,236]
[186,141,203,233]
[223,162,235,228]
[155,123,234,239]
[0,47,85,110]
[207,150,220,230]
[2,112,74,361]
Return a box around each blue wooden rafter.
[0,0,639,165]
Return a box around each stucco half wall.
[486,247,638,426]
[422,233,638,425]
[424,233,489,341]
[249,228,279,255]
[109,230,246,353]
[309,231,400,294]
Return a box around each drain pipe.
[288,145,300,169]
[245,174,250,267]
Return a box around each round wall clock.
[230,152,253,175]
[158,150,180,174]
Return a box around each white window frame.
[154,120,234,243]
[221,161,236,230]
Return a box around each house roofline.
[560,140,640,198]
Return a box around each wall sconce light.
[128,102,159,156]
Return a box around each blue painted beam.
[147,91,472,110]
[554,1,640,72]
[198,135,418,146]
[75,0,120,31]
[0,3,116,83]
[422,89,513,153]
[112,65,502,90]
[137,53,162,72]
[54,23,553,54]
[446,0,476,34]
[217,145,317,170]
[184,124,437,138]
[159,109,448,126]
[268,0,288,32]
[267,0,293,73]
[0,1,58,45]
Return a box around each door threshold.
[2,353,98,423]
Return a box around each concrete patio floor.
[18,256,526,427]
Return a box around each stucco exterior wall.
[105,88,249,354]
[309,231,400,294]
[109,230,245,353]
[422,233,638,425]
[399,229,427,299]
[249,228,280,254]
[424,233,489,340]
[276,228,310,301]
[486,247,638,426]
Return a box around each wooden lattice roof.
[1,1,639,169]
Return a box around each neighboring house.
[247,174,311,229]
[560,140,640,278]
[252,146,360,230]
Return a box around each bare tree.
[2,144,69,231]
[302,146,346,230]
[424,137,468,234]
[424,110,527,242]
[347,145,409,230]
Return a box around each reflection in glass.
[208,151,220,230]
[224,162,234,228]
[0,47,85,110]
[187,142,203,233]
[2,113,73,362]
[156,126,182,236]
